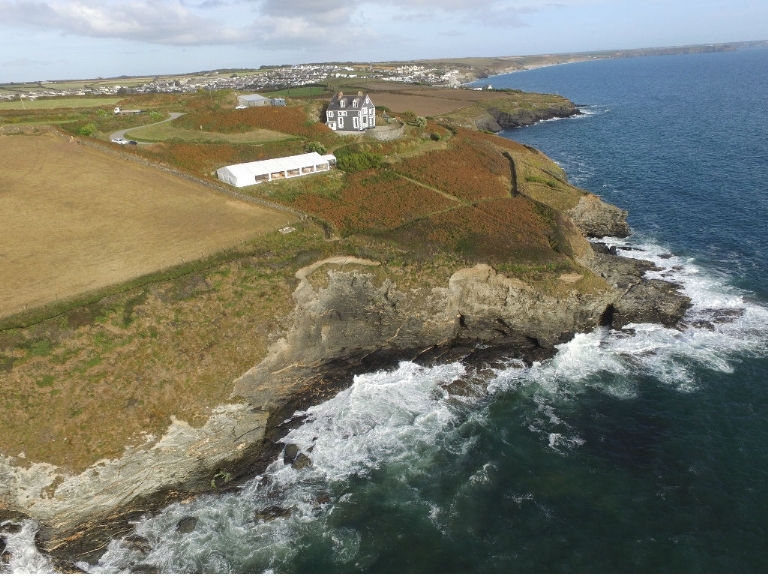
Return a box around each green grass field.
[125,121,292,143]
[0,97,122,110]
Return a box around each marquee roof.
[216,152,336,187]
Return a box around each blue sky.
[0,0,765,83]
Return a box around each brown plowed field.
[362,82,505,115]
[0,132,294,317]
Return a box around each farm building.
[236,94,286,108]
[326,91,375,131]
[216,152,336,187]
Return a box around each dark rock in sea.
[283,444,299,465]
[709,308,745,323]
[52,559,88,574]
[175,516,197,534]
[589,251,691,329]
[315,493,332,506]
[659,253,673,259]
[591,242,618,255]
[611,279,692,329]
[123,534,152,555]
[1,536,9,564]
[292,453,312,470]
[254,506,291,522]
[689,320,715,331]
[131,563,160,574]
[1,522,22,534]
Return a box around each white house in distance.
[325,91,375,131]
[216,152,336,187]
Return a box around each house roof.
[238,94,269,102]
[327,91,372,112]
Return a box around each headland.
[0,84,689,569]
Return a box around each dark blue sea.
[6,48,768,574]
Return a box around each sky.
[0,0,766,83]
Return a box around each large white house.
[325,91,375,132]
[216,152,336,187]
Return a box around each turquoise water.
[6,48,768,574]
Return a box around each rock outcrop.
[473,102,581,132]
[567,193,632,238]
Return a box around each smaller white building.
[217,152,336,187]
[236,94,287,108]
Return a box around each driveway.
[110,112,184,143]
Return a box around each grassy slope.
[0,89,608,473]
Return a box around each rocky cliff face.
[0,202,690,568]
[471,102,580,132]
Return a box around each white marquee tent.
[216,152,336,187]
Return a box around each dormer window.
[353,99,359,108]
[340,99,346,108]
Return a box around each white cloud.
[384,0,598,27]
[0,0,249,44]
[0,0,384,48]
[0,0,612,56]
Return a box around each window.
[327,111,334,118]
[353,116,359,129]
[338,116,344,128]
[353,99,359,108]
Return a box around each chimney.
[358,91,363,97]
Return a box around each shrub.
[414,116,427,128]
[78,123,97,136]
[334,148,382,173]
[306,141,327,155]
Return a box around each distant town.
[0,63,472,102]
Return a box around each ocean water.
[5,48,768,573]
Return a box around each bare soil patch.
[0,132,295,318]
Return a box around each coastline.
[0,186,691,569]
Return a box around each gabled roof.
[327,91,373,112]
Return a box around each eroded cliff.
[1,224,690,567]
